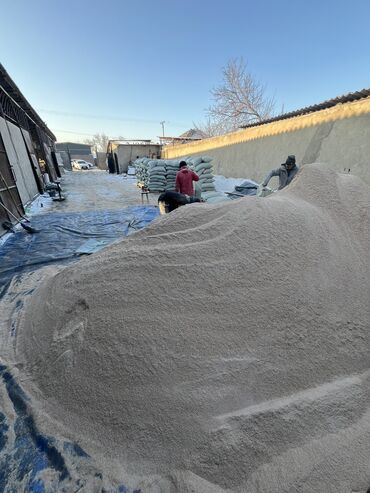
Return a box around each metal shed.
[0,64,56,233]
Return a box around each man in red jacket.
[175,161,199,196]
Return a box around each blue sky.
[1,0,370,142]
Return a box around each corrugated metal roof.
[178,128,207,139]
[240,88,370,129]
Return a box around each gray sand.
[16,164,370,491]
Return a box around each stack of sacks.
[148,159,166,192]
[202,190,231,204]
[187,156,216,193]
[165,160,179,191]
[135,156,216,194]
[134,158,150,189]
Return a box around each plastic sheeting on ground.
[0,206,158,492]
[0,362,143,493]
[0,205,159,297]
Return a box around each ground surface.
[39,169,156,213]
[2,167,370,493]
[0,169,160,493]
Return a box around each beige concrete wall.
[113,144,161,173]
[162,97,370,185]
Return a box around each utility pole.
[160,121,165,137]
[67,143,72,168]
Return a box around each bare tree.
[193,118,233,138]
[206,58,276,132]
[84,133,124,152]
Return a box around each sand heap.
[17,165,370,492]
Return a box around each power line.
[37,108,187,127]
[53,129,97,137]
[52,129,159,143]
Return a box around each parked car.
[72,159,93,170]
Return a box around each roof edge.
[240,88,370,129]
[0,64,56,141]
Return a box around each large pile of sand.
[17,165,370,492]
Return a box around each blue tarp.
[0,206,159,492]
[0,206,159,299]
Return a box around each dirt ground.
[1,168,159,355]
[0,169,162,490]
[38,169,158,213]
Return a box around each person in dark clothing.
[158,191,202,213]
[262,155,299,190]
[175,161,200,196]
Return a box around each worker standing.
[262,155,299,190]
[175,161,199,196]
